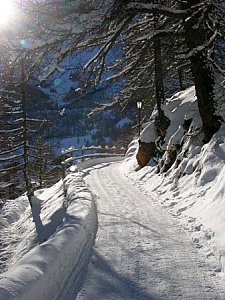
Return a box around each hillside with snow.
[1,87,225,299]
[125,86,225,277]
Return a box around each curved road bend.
[76,161,223,300]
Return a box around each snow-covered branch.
[0,142,25,156]
[85,16,132,69]
[126,3,189,18]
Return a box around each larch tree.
[180,0,225,142]
[108,0,225,142]
[6,0,224,144]
[0,47,46,206]
[0,77,34,206]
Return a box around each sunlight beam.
[0,0,15,25]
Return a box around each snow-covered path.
[76,161,222,300]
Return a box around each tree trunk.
[178,68,186,91]
[181,0,222,143]
[21,61,34,207]
[153,26,170,136]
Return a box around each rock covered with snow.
[140,119,158,143]
[137,86,201,169]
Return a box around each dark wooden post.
[82,145,85,162]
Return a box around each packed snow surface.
[76,160,225,299]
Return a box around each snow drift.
[0,171,97,300]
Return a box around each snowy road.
[76,161,221,300]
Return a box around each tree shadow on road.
[98,211,160,236]
[82,249,159,300]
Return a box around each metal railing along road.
[61,145,126,179]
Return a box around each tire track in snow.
[76,162,222,300]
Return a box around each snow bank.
[140,122,158,143]
[122,86,225,281]
[139,87,200,147]
[0,172,98,300]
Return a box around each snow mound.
[140,122,158,143]
[0,172,97,300]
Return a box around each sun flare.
[0,0,15,25]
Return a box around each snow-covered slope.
[123,86,225,281]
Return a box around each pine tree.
[29,137,59,188]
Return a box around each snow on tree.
[0,51,48,206]
[25,0,224,143]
